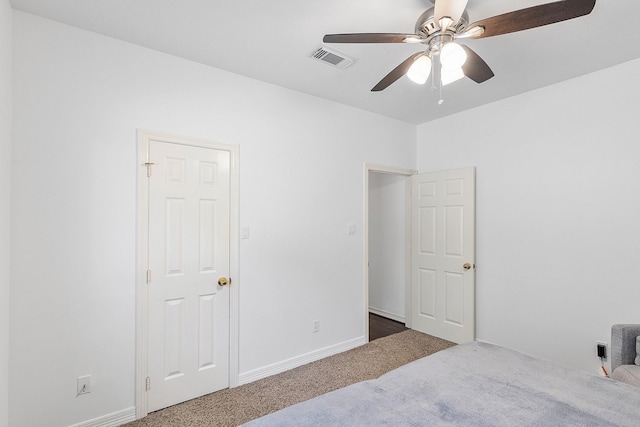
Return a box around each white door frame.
[136,130,240,419]
[364,164,417,341]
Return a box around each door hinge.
[146,269,152,284]
[146,376,151,391]
[144,162,156,177]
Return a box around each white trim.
[368,307,406,324]
[67,407,136,427]
[364,164,416,341]
[135,133,150,419]
[404,176,413,329]
[228,136,240,388]
[366,164,418,177]
[135,130,240,419]
[238,336,366,385]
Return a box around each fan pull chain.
[429,56,436,92]
[437,54,444,105]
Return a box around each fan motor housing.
[414,7,469,38]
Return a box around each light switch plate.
[77,375,91,396]
[347,223,356,235]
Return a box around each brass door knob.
[218,277,229,286]
[463,263,472,270]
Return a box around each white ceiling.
[10,0,640,124]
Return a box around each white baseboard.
[238,336,367,385]
[68,407,136,427]
[368,307,405,324]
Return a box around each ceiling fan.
[323,0,596,92]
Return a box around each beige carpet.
[125,330,455,427]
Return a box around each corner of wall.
[0,2,12,426]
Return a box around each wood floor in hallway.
[369,312,407,341]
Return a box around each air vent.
[310,46,354,69]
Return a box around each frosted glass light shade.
[441,66,465,86]
[407,55,432,84]
[434,0,468,28]
[440,43,467,69]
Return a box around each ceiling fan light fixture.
[407,55,432,84]
[323,0,596,93]
[440,42,467,69]
[441,66,465,86]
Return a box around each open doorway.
[364,165,416,342]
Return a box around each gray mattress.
[243,341,640,426]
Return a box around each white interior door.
[411,167,475,343]
[147,140,230,412]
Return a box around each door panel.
[411,168,475,343]
[418,268,436,318]
[147,141,230,412]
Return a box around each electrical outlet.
[77,375,91,396]
[596,342,608,360]
[313,320,320,333]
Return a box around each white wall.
[417,58,640,374]
[10,11,415,426]
[0,1,11,426]
[368,173,406,322]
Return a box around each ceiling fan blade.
[323,33,419,44]
[372,52,425,92]
[460,45,494,83]
[435,0,469,27]
[465,0,596,39]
